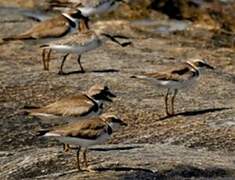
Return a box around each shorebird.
[40,29,131,74]
[37,114,127,171]
[3,9,89,42]
[49,0,126,17]
[132,59,214,116]
[23,84,115,119]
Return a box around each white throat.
[86,94,102,105]
[107,122,120,131]
[186,61,203,74]
[186,61,198,70]
[62,13,76,22]
[98,35,109,44]
[62,13,78,31]
[95,99,103,107]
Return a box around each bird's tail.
[39,44,50,48]
[130,75,148,79]
[2,34,32,41]
[17,105,40,116]
[23,105,41,109]
[36,129,50,136]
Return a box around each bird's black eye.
[111,117,118,122]
[198,62,204,67]
[104,86,109,91]
[71,11,82,18]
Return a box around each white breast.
[49,38,101,54]
[152,76,199,90]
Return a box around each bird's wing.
[49,0,107,8]
[15,15,70,40]
[33,95,96,116]
[52,118,108,139]
[48,30,97,46]
[169,65,198,81]
[144,66,196,82]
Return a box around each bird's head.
[187,59,214,71]
[87,84,116,102]
[102,114,127,131]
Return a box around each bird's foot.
[58,70,66,75]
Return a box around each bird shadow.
[158,107,231,121]
[89,145,142,152]
[119,165,231,179]
[58,69,119,75]
[90,69,119,73]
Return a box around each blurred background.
[1,0,234,48]
[0,1,235,179]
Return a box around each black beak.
[105,90,116,98]
[101,95,113,102]
[99,90,116,102]
[206,64,214,70]
[120,120,128,127]
[113,35,130,39]
[120,42,132,47]
[101,33,132,47]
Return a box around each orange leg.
[171,89,178,115]
[63,143,70,153]
[83,148,88,168]
[58,53,69,75]
[164,89,171,116]
[76,146,81,171]
[42,49,47,70]
[46,49,52,71]
[77,55,85,73]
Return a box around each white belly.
[49,40,100,54]
[54,133,110,147]
[153,77,198,90]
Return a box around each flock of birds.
[3,0,215,171]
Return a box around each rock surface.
[1,144,235,179]
[0,1,235,179]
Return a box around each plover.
[50,0,126,17]
[37,114,127,171]
[132,59,214,116]
[3,9,89,42]
[23,84,116,119]
[40,29,131,74]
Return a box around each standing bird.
[23,84,116,119]
[3,9,90,69]
[37,114,127,171]
[40,30,131,74]
[49,0,126,17]
[132,59,214,116]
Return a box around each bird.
[49,0,126,17]
[40,29,131,75]
[2,9,89,42]
[2,9,90,69]
[132,59,214,116]
[36,114,127,171]
[23,84,116,119]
